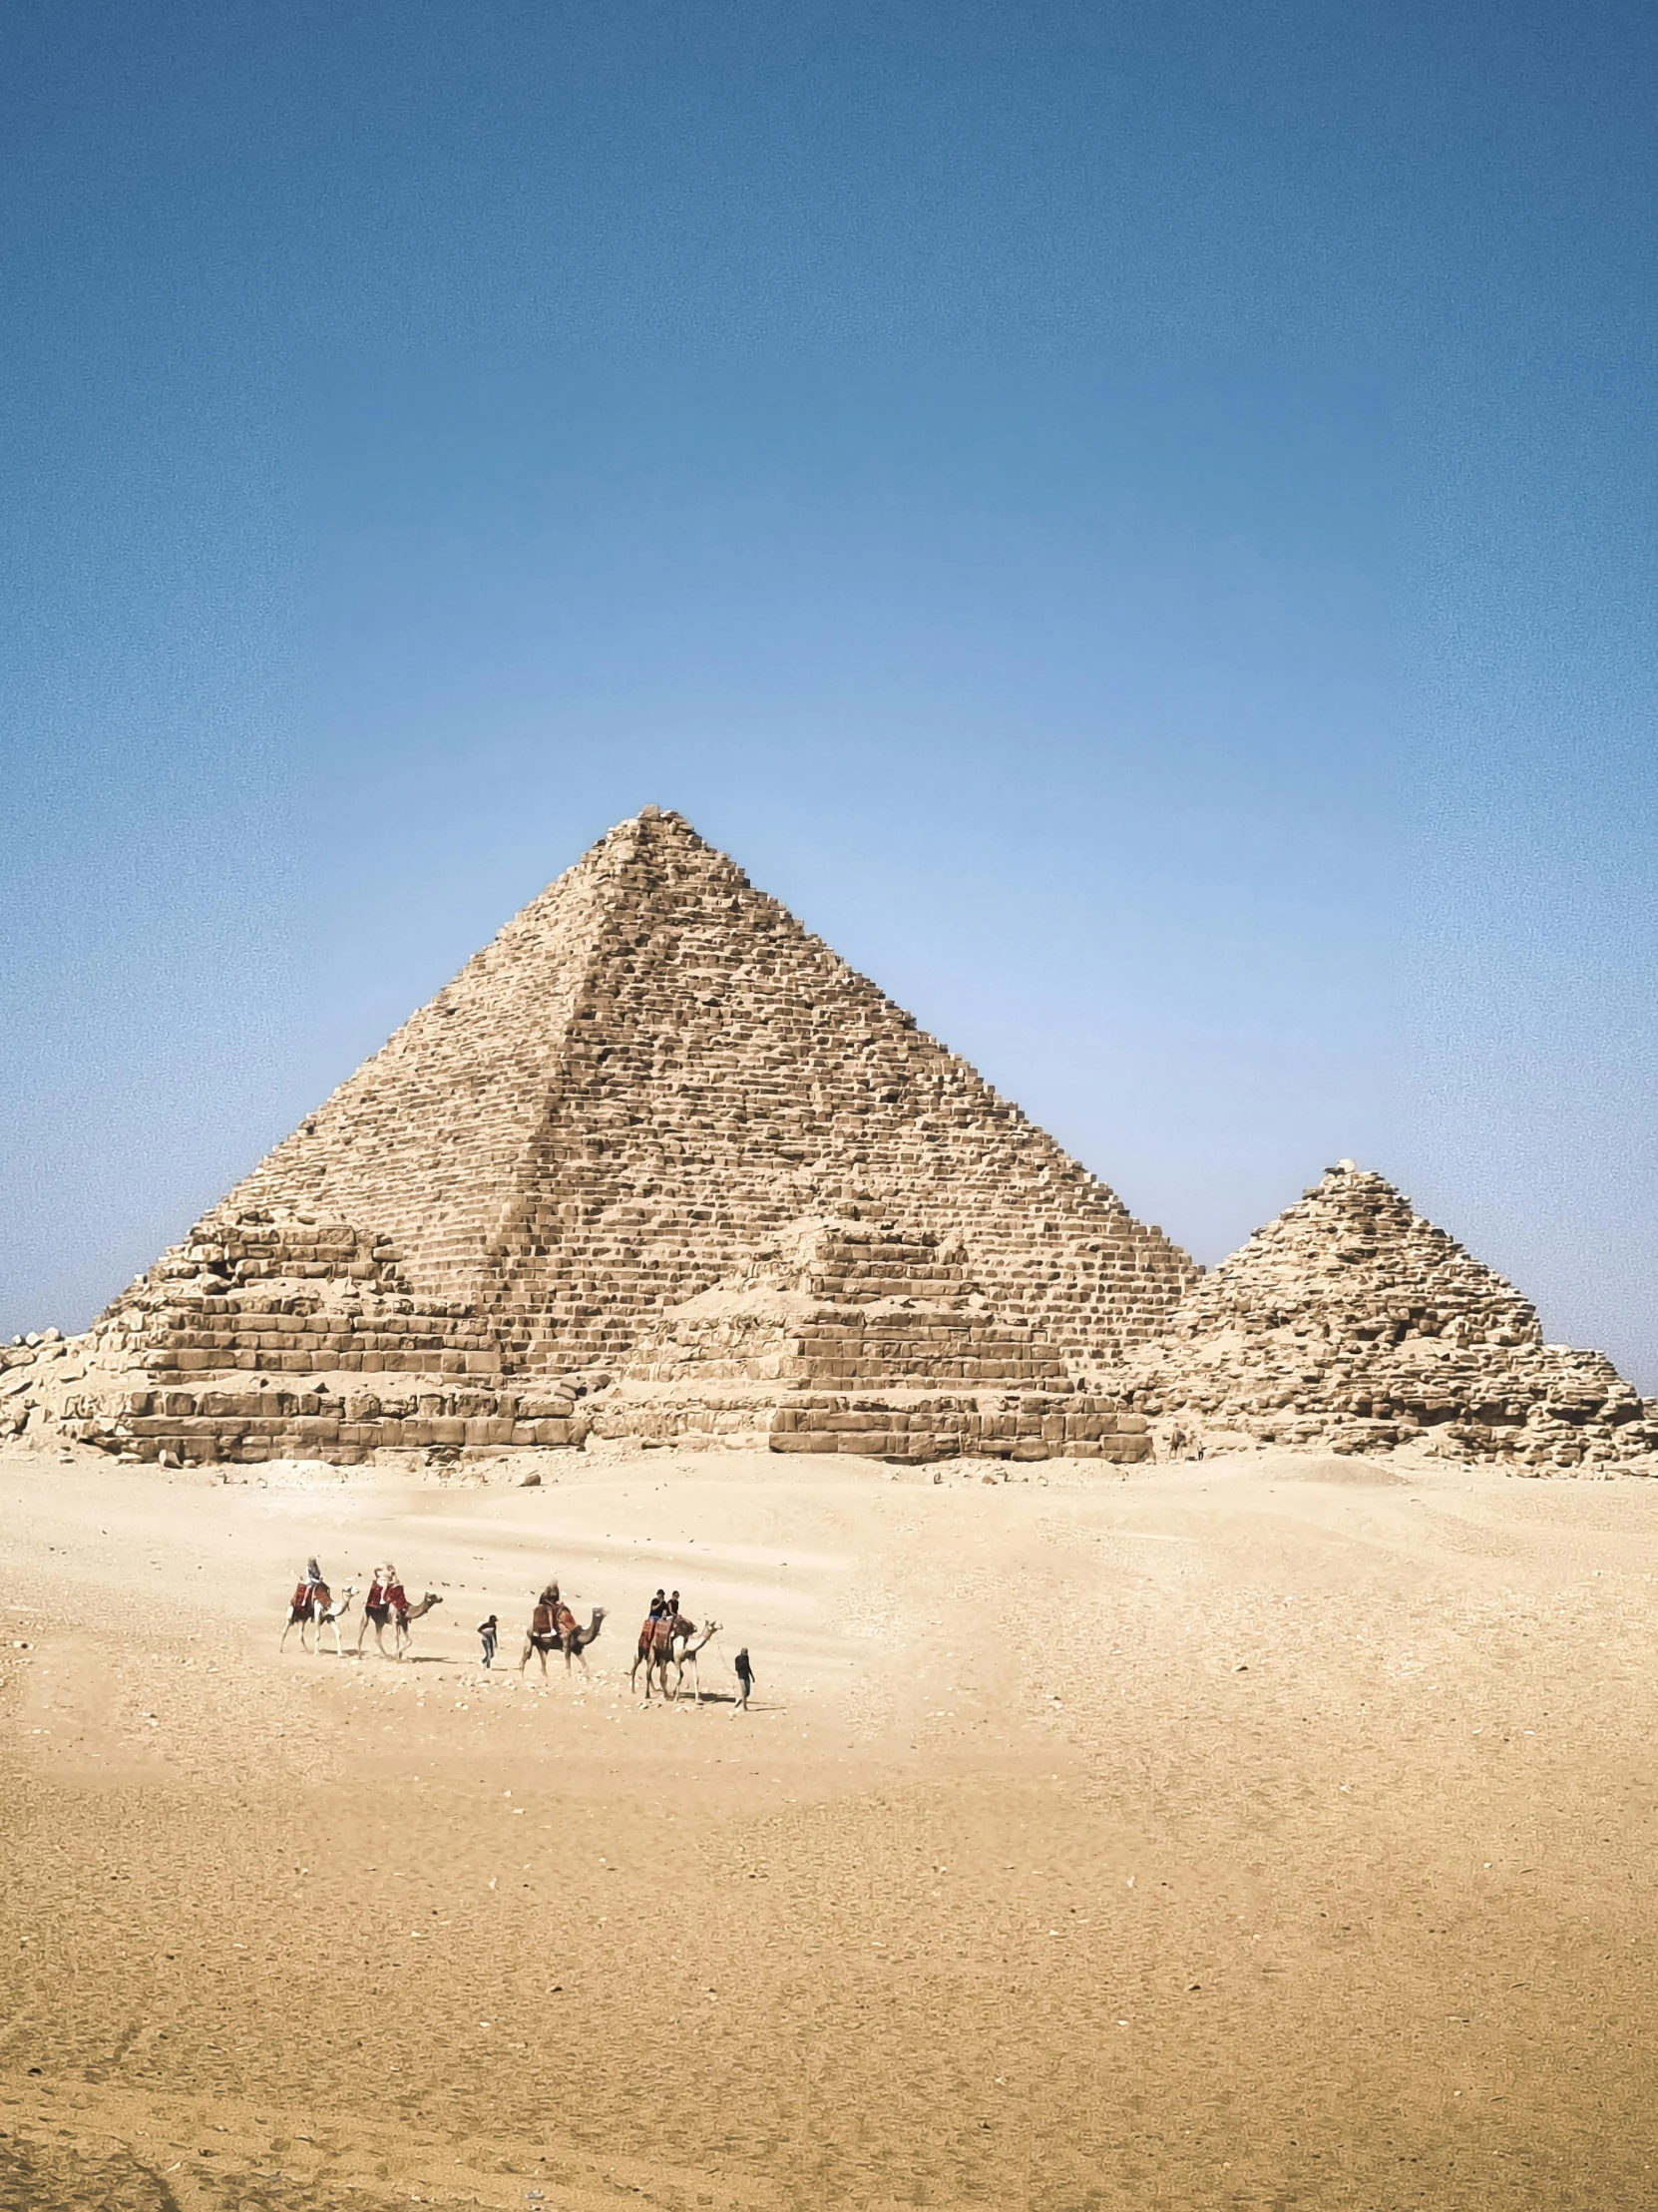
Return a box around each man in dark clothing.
[733,1647,754,1710]
[478,1613,499,1667]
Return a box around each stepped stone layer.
[5,807,1194,1466]
[1122,1164,1658,1471]
[593,1214,1150,1463]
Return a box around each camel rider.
[648,1589,667,1620]
[531,1585,559,1643]
[384,1564,410,1629]
[547,1581,578,1638]
[364,1567,389,1636]
[291,1556,326,1613]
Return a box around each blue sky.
[3,1,1655,1385]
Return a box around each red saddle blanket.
[291,1582,330,1614]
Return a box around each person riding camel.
[291,1556,328,1614]
[640,1588,672,1660]
[363,1567,389,1638]
[384,1564,410,1631]
[531,1584,560,1641]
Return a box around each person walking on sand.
[733,1646,754,1710]
[478,1613,499,1667]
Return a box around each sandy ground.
[3,1442,1658,2210]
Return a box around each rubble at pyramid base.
[4,1170,1653,1474]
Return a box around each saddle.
[532,1602,555,1638]
[291,1581,330,1615]
[555,1603,577,1638]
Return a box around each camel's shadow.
[667,1689,775,1710]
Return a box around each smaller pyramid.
[1125,1163,1657,1470]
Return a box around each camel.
[673,1620,722,1704]
[521,1604,608,1679]
[630,1611,695,1702]
[280,1583,356,1658]
[357,1591,443,1659]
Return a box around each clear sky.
[3,1,1655,1386]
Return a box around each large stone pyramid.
[1123,1162,1657,1470]
[8,807,1197,1466]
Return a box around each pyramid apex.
[593,804,708,852]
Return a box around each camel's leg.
[279,1613,296,1653]
[328,1615,343,1659]
[519,1638,533,1675]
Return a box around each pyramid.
[1123,1162,1658,1470]
[10,807,1197,1467]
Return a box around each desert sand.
[3,1442,1658,2210]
